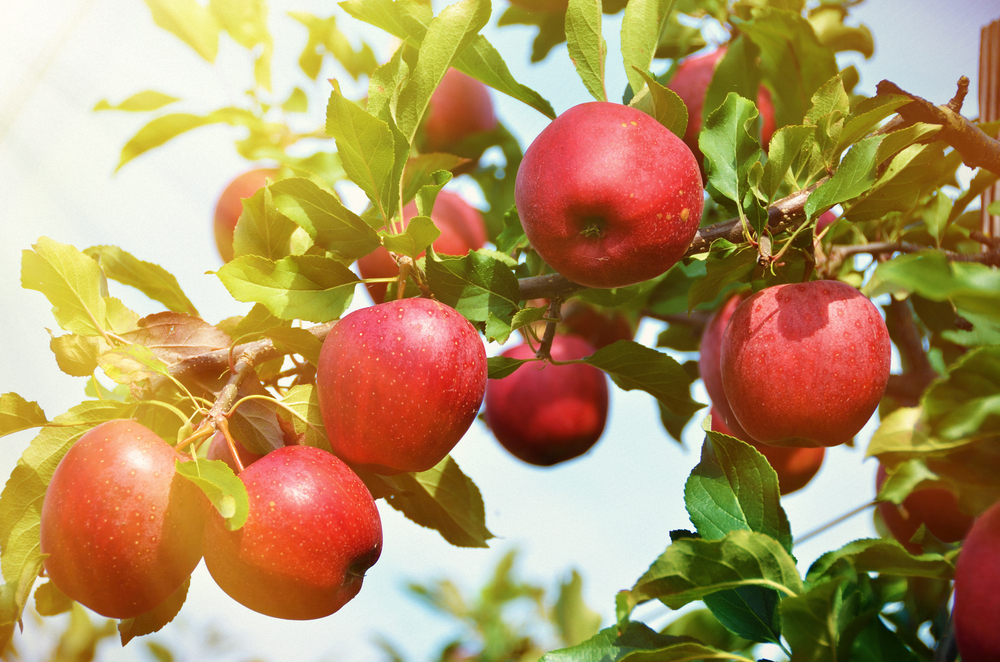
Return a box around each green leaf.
[33,581,73,617]
[541,620,734,662]
[118,577,189,646]
[290,12,378,81]
[142,0,219,61]
[803,134,884,218]
[758,125,815,199]
[264,327,323,366]
[622,530,803,614]
[402,154,468,204]
[269,177,380,262]
[702,35,762,132]
[115,108,259,170]
[209,0,270,51]
[620,0,674,102]
[850,614,920,662]
[803,74,850,171]
[661,608,751,652]
[687,248,757,310]
[739,7,838,128]
[583,340,703,420]
[326,87,408,224]
[367,44,410,123]
[805,538,954,585]
[175,458,249,530]
[488,355,530,379]
[0,394,47,439]
[93,90,180,112]
[426,249,520,324]
[382,455,494,548]
[778,578,846,661]
[21,237,108,336]
[686,431,792,551]
[341,0,555,119]
[231,184,299,261]
[843,143,949,223]
[552,570,602,647]
[215,254,358,323]
[97,345,170,384]
[279,385,331,451]
[628,69,687,138]
[49,334,109,377]
[837,94,909,153]
[382,216,441,259]
[395,0,492,142]
[0,401,133,588]
[701,93,767,233]
[921,346,1000,442]
[702,586,781,645]
[565,0,607,102]
[83,245,198,315]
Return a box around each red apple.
[357,190,488,303]
[720,280,891,447]
[711,408,825,496]
[213,168,277,263]
[203,445,382,620]
[875,464,973,554]
[206,431,265,473]
[515,102,703,289]
[559,300,635,350]
[816,210,838,233]
[953,499,1000,662]
[421,68,497,161]
[316,297,488,474]
[666,47,777,167]
[485,335,609,466]
[40,419,207,619]
[699,293,746,432]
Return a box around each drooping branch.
[877,78,1000,176]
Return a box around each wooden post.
[981,18,1000,240]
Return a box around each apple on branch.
[953,498,1000,662]
[213,168,277,263]
[515,102,703,289]
[418,68,497,171]
[875,464,973,554]
[316,297,488,474]
[485,334,609,467]
[720,280,891,448]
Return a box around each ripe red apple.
[875,464,973,554]
[666,47,777,167]
[711,408,825,495]
[720,280,891,447]
[421,68,497,162]
[559,300,635,350]
[815,210,838,233]
[357,190,488,303]
[699,293,746,432]
[485,335,609,467]
[203,445,382,620]
[40,419,207,619]
[206,431,265,473]
[213,168,277,263]
[515,102,703,288]
[953,499,1000,662]
[316,297,488,474]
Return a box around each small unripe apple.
[40,419,207,618]
[559,301,635,350]
[720,280,891,447]
[316,298,488,474]
[203,445,382,620]
[485,335,609,466]
[711,408,825,496]
[357,190,488,303]
[213,168,277,262]
[421,68,497,164]
[515,102,703,288]
[953,499,1000,662]
[667,47,777,168]
[206,431,265,472]
[875,464,973,554]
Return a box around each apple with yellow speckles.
[720,280,891,447]
[316,297,488,474]
[514,101,703,288]
[203,445,382,620]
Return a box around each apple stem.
[536,297,563,361]
[218,417,246,474]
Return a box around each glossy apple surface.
[213,168,277,262]
[358,190,488,303]
[515,102,703,289]
[953,499,1000,662]
[720,280,891,447]
[206,431,265,473]
[875,464,973,554]
[699,293,745,432]
[317,298,488,474]
[422,68,496,158]
[203,445,382,620]
[711,408,824,496]
[667,47,776,167]
[485,335,609,466]
[40,419,206,618]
